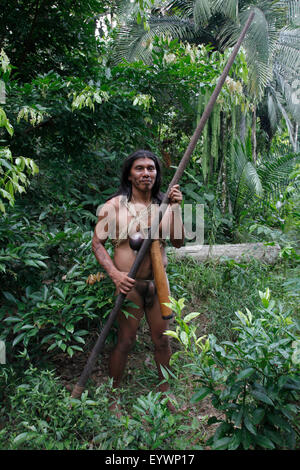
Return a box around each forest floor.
[51,301,223,449]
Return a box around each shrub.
[0,366,115,450]
[0,366,181,450]
[0,267,115,360]
[165,290,300,450]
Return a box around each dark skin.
[92,158,184,412]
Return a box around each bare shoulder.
[96,196,121,219]
[108,195,124,208]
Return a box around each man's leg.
[109,288,144,388]
[145,293,172,393]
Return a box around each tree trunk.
[168,243,281,265]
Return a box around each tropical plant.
[111,0,299,182]
[0,51,39,213]
[0,366,181,450]
[237,151,300,235]
[165,289,300,450]
[112,0,288,95]
[269,0,300,148]
[0,366,123,450]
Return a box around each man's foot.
[109,399,122,419]
[159,391,177,413]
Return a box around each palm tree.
[112,0,289,97]
[266,0,300,151]
[111,0,297,154]
[110,0,299,214]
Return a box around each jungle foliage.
[0,0,299,451]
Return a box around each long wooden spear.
[71,11,255,398]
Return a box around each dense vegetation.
[0,0,299,450]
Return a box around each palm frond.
[111,15,207,65]
[287,0,300,25]
[164,0,195,18]
[267,91,278,130]
[213,0,239,21]
[257,152,300,193]
[193,0,212,27]
[239,7,275,94]
[273,26,300,124]
[266,83,298,150]
[228,138,263,215]
[218,2,287,96]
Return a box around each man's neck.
[131,188,152,205]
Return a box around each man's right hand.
[112,271,136,295]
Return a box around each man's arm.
[92,201,135,294]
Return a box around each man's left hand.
[168,184,182,205]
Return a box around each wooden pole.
[71,11,255,398]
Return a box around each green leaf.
[228,431,242,450]
[212,437,231,450]
[254,434,275,450]
[35,260,47,268]
[252,408,265,425]
[24,260,39,267]
[183,311,201,323]
[264,429,286,447]
[73,335,85,344]
[236,367,255,381]
[4,316,21,323]
[232,406,244,427]
[267,413,293,432]
[54,287,65,300]
[244,414,257,435]
[164,330,179,340]
[3,291,17,303]
[13,432,34,447]
[180,330,189,346]
[241,428,253,450]
[191,387,211,403]
[65,324,74,333]
[12,332,26,347]
[251,390,274,406]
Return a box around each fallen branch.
[168,243,281,265]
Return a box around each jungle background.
[0,0,299,451]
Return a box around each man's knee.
[152,331,170,352]
[117,334,136,354]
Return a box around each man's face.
[128,157,157,192]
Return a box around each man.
[92,149,184,413]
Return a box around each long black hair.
[107,150,164,204]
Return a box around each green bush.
[167,255,277,341]
[0,366,121,450]
[0,366,181,450]
[166,290,300,450]
[0,201,116,361]
[1,274,115,360]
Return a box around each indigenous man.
[92,149,184,413]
